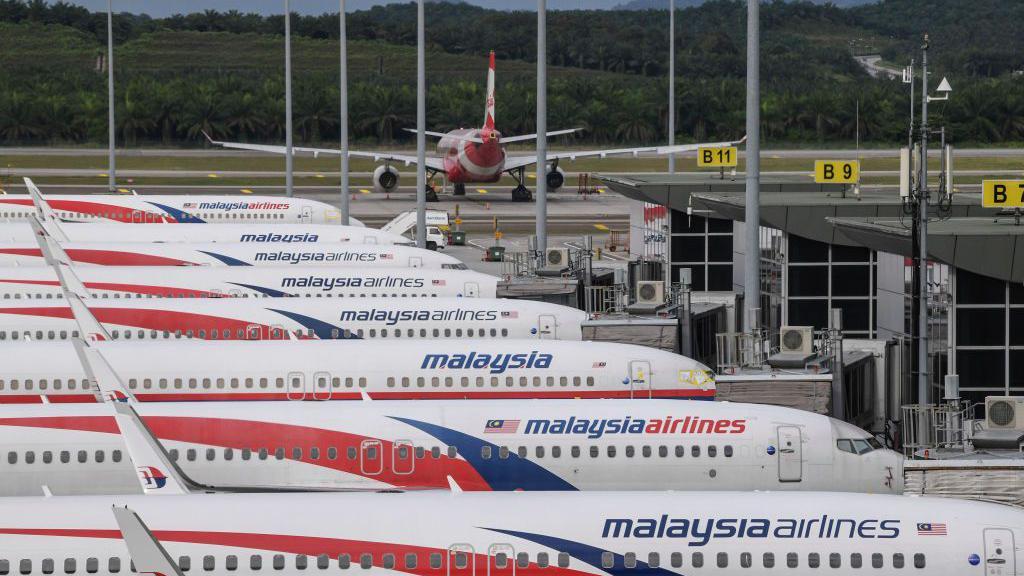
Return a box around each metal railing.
[584,284,627,315]
[900,401,976,457]
[715,330,769,374]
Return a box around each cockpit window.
[836,438,879,455]
[442,263,469,270]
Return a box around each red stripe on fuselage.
[0,416,119,434]
[65,249,197,266]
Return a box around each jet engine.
[373,165,400,193]
[546,167,565,191]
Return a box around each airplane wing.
[73,339,133,403]
[111,506,186,576]
[501,137,746,172]
[202,132,446,171]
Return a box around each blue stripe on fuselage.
[484,528,682,576]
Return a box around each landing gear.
[453,183,466,196]
[510,167,533,202]
[426,185,439,202]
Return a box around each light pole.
[535,0,548,262]
[415,0,426,248]
[106,0,115,192]
[743,0,761,331]
[667,0,675,174]
[339,0,350,225]
[284,0,294,198]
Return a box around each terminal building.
[599,172,1016,422]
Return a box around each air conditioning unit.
[985,396,1024,430]
[545,248,569,268]
[635,281,665,306]
[778,326,814,356]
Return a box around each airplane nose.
[885,449,905,493]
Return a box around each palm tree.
[295,83,337,144]
[354,84,413,144]
[177,83,226,142]
[0,92,42,143]
[119,80,157,146]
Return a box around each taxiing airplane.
[208,52,744,202]
[0,194,351,224]
[0,297,585,342]
[0,399,902,496]
[0,241,464,268]
[0,339,713,403]
[0,266,497,299]
[0,491,1016,576]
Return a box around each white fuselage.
[0,399,903,496]
[0,266,497,299]
[0,340,715,403]
[0,297,584,341]
[0,491,1018,575]
[0,222,407,244]
[0,242,464,268]
[0,194,351,224]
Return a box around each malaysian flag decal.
[501,311,518,318]
[484,419,520,434]
[917,523,947,536]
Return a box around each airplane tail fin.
[111,506,186,576]
[484,51,495,130]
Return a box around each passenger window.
[740,552,751,568]
[808,553,819,568]
[642,446,651,458]
[557,553,569,568]
[250,556,262,570]
[623,553,635,569]
[63,559,75,574]
[675,445,685,457]
[691,553,703,568]
[551,446,561,458]
[403,554,416,570]
[515,554,528,569]
[830,553,841,568]
[708,445,717,457]
[670,553,682,568]
[692,445,701,457]
[647,553,659,568]
[724,445,733,457]
[607,446,616,457]
[787,553,798,568]
[19,560,30,576]
[850,553,862,568]
[600,553,613,569]
[625,446,635,458]
[337,555,350,570]
[273,555,285,570]
[892,553,904,568]
[226,556,237,571]
[536,553,548,568]
[658,445,668,458]
[762,552,774,568]
[84,560,97,575]
[429,554,441,569]
[358,555,371,569]
[589,446,599,458]
[913,554,925,569]
[716,552,727,568]
[571,446,580,458]
[317,555,330,569]
[203,556,215,571]
[381,555,394,570]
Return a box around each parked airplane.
[208,52,743,202]
[0,266,497,299]
[0,194,352,224]
[0,241,465,268]
[0,490,1016,575]
[0,399,902,496]
[0,297,584,341]
[0,339,714,403]
[0,222,409,245]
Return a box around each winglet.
[23,178,61,225]
[200,130,216,145]
[29,216,70,260]
[64,291,111,341]
[73,338,133,403]
[112,506,186,576]
[112,402,193,495]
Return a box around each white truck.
[382,210,450,251]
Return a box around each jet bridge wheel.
[426,185,439,202]
[453,183,466,196]
[512,185,533,202]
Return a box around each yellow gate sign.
[697,146,738,168]
[814,160,859,184]
[982,180,1024,208]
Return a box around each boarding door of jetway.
[487,544,515,576]
[409,257,423,268]
[286,371,305,401]
[629,360,652,398]
[776,426,803,482]
[464,282,480,298]
[392,440,414,475]
[447,544,475,576]
[984,528,1016,575]
[537,314,556,339]
[360,439,383,475]
[312,371,332,401]
[300,206,313,221]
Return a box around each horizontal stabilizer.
[501,128,581,143]
[402,128,484,144]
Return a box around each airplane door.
[312,371,332,401]
[487,544,515,576]
[984,528,1016,575]
[537,314,556,339]
[409,257,423,268]
[286,371,305,401]
[777,426,803,482]
[464,282,480,298]
[360,439,383,475]
[300,206,313,221]
[392,440,414,475]
[629,360,652,398]
[363,235,378,244]
[447,545,475,576]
